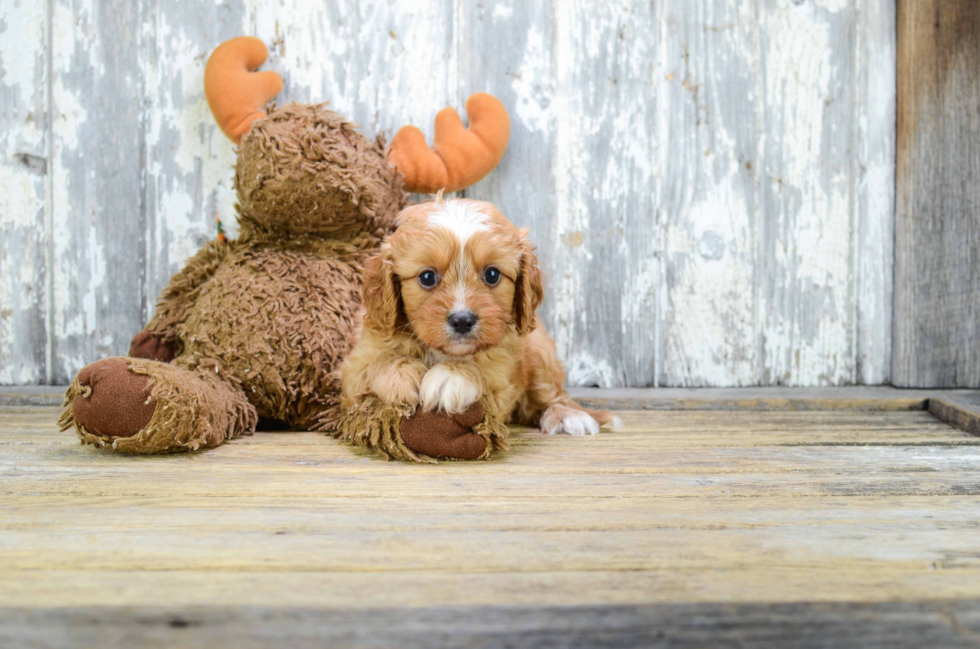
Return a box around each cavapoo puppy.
[341,194,617,458]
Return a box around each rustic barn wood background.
[0,0,949,390]
[894,0,980,389]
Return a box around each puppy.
[341,195,618,441]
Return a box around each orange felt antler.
[388,93,510,194]
[204,37,283,144]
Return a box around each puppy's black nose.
[448,311,478,335]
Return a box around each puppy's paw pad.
[419,365,481,414]
[542,409,600,436]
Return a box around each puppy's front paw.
[540,405,600,436]
[419,364,482,414]
[370,365,423,408]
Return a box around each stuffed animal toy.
[58,36,510,459]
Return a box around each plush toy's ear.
[362,246,404,336]
[204,36,283,144]
[513,232,543,336]
[388,93,510,194]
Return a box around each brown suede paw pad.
[72,358,156,438]
[399,403,487,460]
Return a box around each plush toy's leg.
[128,330,176,363]
[59,357,256,454]
[336,396,507,462]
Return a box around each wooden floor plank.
[2,524,980,573]
[2,404,980,644]
[3,601,980,649]
[4,453,980,487]
[2,570,980,609]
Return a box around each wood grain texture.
[466,0,662,388]
[0,1,897,387]
[0,0,49,384]
[657,0,895,387]
[47,0,145,383]
[855,0,898,385]
[3,602,980,649]
[247,0,458,136]
[894,0,980,388]
[139,0,247,318]
[456,0,895,387]
[2,405,980,643]
[929,392,980,437]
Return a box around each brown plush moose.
[59,36,510,459]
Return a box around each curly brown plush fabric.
[61,103,407,454]
[236,103,404,240]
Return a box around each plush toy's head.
[234,104,402,238]
[204,37,511,240]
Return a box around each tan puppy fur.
[342,196,617,436]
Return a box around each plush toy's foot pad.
[71,358,156,438]
[337,396,507,462]
[400,403,487,460]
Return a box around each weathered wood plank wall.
[0,0,895,387]
[0,0,48,385]
[894,0,980,388]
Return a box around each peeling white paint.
[0,0,896,388]
[0,2,45,96]
[141,12,244,302]
[250,0,457,139]
[854,0,896,385]
[492,3,514,21]
[0,0,49,384]
[664,175,758,386]
[651,0,894,387]
[511,25,553,134]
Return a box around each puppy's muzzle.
[447,311,478,335]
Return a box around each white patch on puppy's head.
[427,199,490,246]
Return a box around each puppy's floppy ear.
[362,244,403,335]
[513,232,544,336]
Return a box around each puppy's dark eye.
[418,270,439,289]
[483,266,501,286]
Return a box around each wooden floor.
[3,405,980,647]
